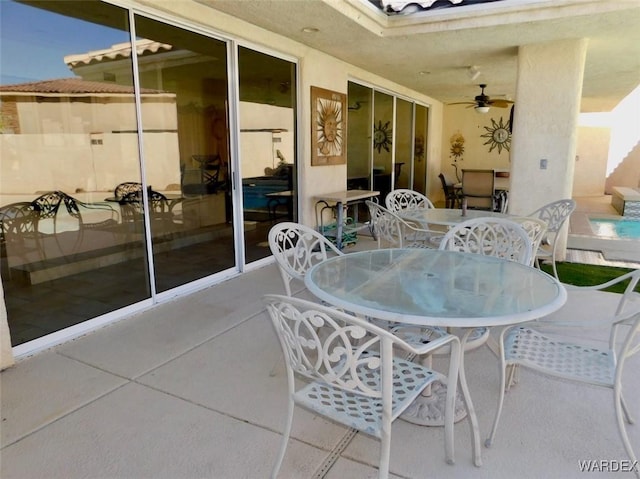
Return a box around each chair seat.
[504,327,615,386]
[294,357,440,439]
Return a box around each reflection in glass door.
[346,82,373,191]
[395,99,414,189]
[372,91,394,202]
[133,16,234,292]
[0,0,148,346]
[414,104,429,194]
[238,47,297,263]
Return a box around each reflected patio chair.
[0,202,43,278]
[268,222,343,297]
[527,199,576,280]
[113,182,142,201]
[385,189,435,212]
[263,294,462,479]
[31,191,120,257]
[486,270,640,471]
[438,173,461,209]
[366,200,440,249]
[119,189,178,240]
[460,169,499,212]
[191,155,227,194]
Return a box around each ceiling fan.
[449,84,513,113]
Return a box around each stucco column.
[509,38,588,260]
[0,279,15,370]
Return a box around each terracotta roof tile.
[0,78,167,95]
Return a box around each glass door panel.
[133,16,233,292]
[0,0,148,345]
[395,99,413,189]
[346,82,373,191]
[413,104,429,195]
[238,47,297,263]
[373,91,393,202]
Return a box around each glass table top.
[398,208,511,226]
[305,248,566,328]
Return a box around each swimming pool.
[589,218,640,240]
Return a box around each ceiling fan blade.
[447,101,476,106]
[488,99,514,108]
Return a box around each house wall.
[441,106,615,201]
[574,126,609,196]
[441,105,513,202]
[136,0,444,228]
[605,141,640,193]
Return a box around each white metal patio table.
[314,189,379,250]
[305,248,567,466]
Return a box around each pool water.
[590,218,640,240]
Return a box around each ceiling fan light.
[475,105,490,114]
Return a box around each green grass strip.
[541,262,640,294]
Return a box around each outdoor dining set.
[263,188,640,479]
[0,182,185,270]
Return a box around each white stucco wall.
[573,126,609,196]
[509,39,587,216]
[440,105,513,203]
[0,279,15,370]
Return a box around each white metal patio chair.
[263,294,462,479]
[366,200,440,249]
[268,222,343,297]
[267,222,345,377]
[486,270,640,474]
[528,199,576,279]
[511,216,548,267]
[385,189,435,212]
[439,217,533,265]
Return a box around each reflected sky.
[0,0,126,84]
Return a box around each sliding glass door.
[131,16,234,291]
[0,0,297,348]
[1,0,148,345]
[238,47,297,263]
[346,81,429,198]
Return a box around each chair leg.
[378,426,391,479]
[458,329,482,466]
[485,336,509,448]
[620,394,635,425]
[271,397,295,479]
[444,340,461,465]
[614,386,639,472]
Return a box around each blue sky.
[0,0,129,84]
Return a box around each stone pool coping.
[611,186,640,217]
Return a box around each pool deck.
[568,195,640,265]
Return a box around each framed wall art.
[311,86,347,166]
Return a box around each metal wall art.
[311,86,347,166]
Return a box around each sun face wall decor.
[480,116,511,154]
[373,120,392,153]
[311,86,347,166]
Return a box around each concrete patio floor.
[1,229,639,478]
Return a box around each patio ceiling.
[194,0,640,112]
